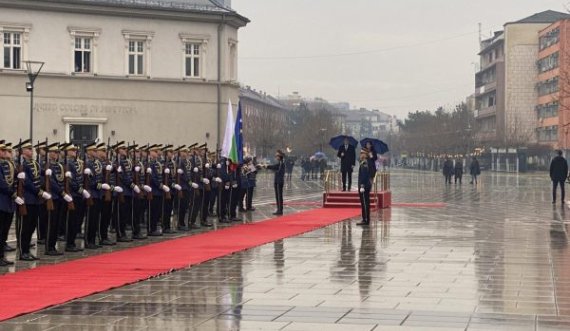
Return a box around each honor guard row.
[0,139,261,265]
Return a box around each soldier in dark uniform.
[188,146,203,229]
[131,145,147,239]
[63,143,88,252]
[199,148,213,227]
[148,144,166,236]
[0,142,17,255]
[175,145,191,231]
[357,148,372,226]
[216,157,230,223]
[84,142,103,249]
[97,143,118,245]
[161,145,176,234]
[265,149,285,216]
[0,142,17,265]
[208,152,219,218]
[44,143,69,255]
[36,141,48,244]
[228,161,242,222]
[115,142,134,242]
[17,139,52,260]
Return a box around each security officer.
[357,148,372,226]
[264,149,285,216]
[0,141,18,265]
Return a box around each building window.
[536,102,559,119]
[74,37,92,73]
[3,32,21,69]
[537,126,558,142]
[185,43,200,77]
[128,40,145,75]
[537,52,559,73]
[540,28,560,50]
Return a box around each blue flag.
[235,101,244,163]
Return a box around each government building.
[0,0,248,146]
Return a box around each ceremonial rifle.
[44,138,54,211]
[16,139,27,216]
[63,147,75,211]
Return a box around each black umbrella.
[360,138,389,155]
[329,135,358,150]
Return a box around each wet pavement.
[3,169,570,330]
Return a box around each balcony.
[475,106,496,119]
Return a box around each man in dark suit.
[550,150,568,204]
[337,137,356,191]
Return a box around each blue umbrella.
[329,135,358,150]
[314,151,327,159]
[360,138,389,155]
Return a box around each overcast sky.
[232,0,568,119]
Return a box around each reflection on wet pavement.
[4,170,570,330]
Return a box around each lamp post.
[319,128,327,152]
[23,61,45,143]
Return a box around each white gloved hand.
[193,167,199,173]
[17,172,26,180]
[359,188,365,193]
[41,191,52,200]
[215,177,222,183]
[133,185,141,194]
[83,168,92,176]
[63,194,73,203]
[202,178,210,185]
[205,163,210,169]
[117,166,123,173]
[82,190,91,199]
[65,171,72,179]
[134,166,141,173]
[105,165,113,171]
[161,185,170,193]
[177,169,184,175]
[232,184,238,188]
[216,164,222,169]
[113,186,123,193]
[101,183,111,191]
[164,168,171,174]
[15,197,25,205]
[341,153,345,157]
[191,182,199,189]
[45,169,53,177]
[173,184,182,191]
[224,185,230,190]
[146,168,152,174]
[369,152,373,158]
[143,185,152,193]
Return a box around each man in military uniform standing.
[98,143,120,245]
[36,141,48,244]
[44,143,70,255]
[17,139,52,260]
[0,141,18,265]
[188,146,203,229]
[175,145,191,231]
[115,142,135,241]
[264,150,285,216]
[0,142,17,256]
[64,143,88,252]
[161,145,176,234]
[84,142,103,249]
[131,145,147,239]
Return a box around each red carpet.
[0,208,360,321]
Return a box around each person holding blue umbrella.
[336,137,356,191]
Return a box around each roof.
[78,0,231,12]
[507,10,570,25]
[239,87,289,111]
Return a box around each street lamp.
[23,60,45,143]
[319,128,327,152]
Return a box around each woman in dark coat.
[364,141,378,180]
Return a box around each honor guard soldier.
[357,148,372,226]
[148,144,168,236]
[200,147,213,227]
[114,141,133,242]
[0,141,17,265]
[188,145,203,229]
[228,161,242,222]
[161,145,176,234]
[35,140,48,244]
[264,149,285,216]
[0,142,17,256]
[216,157,230,223]
[97,143,120,245]
[16,139,50,260]
[84,142,103,249]
[44,143,70,255]
[63,143,88,252]
[130,144,147,239]
[175,145,191,231]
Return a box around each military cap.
[96,143,107,151]
[161,144,173,152]
[47,142,60,152]
[4,142,13,151]
[113,141,127,150]
[63,143,79,151]
[188,143,198,149]
[85,142,97,152]
[128,144,139,151]
[149,144,162,152]
[34,141,48,149]
[18,139,33,149]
